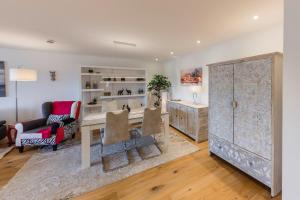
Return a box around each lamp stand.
[15,81,18,122]
[192,92,197,104]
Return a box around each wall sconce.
[49,71,56,81]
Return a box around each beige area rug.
[0,131,199,200]
[0,139,14,160]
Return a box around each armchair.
[0,120,7,141]
[15,101,81,152]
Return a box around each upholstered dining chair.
[131,107,163,151]
[100,110,130,161]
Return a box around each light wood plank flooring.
[0,128,281,200]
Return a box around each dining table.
[80,109,170,169]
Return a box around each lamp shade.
[9,68,37,81]
[191,85,202,93]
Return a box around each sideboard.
[167,100,208,142]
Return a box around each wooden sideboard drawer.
[209,134,272,187]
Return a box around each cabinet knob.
[249,162,253,166]
[231,100,238,109]
[218,145,222,149]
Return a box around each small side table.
[7,124,17,146]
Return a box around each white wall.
[0,48,163,123]
[283,0,300,199]
[163,24,283,105]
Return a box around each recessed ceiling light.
[113,40,137,47]
[196,40,201,44]
[170,51,174,55]
[155,58,159,62]
[253,15,259,20]
[46,39,56,44]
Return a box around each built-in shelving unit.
[82,89,104,92]
[81,66,147,117]
[100,94,146,99]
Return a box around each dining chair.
[100,110,130,166]
[131,107,163,152]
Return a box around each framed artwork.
[0,61,6,97]
[180,67,202,85]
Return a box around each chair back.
[42,101,81,120]
[141,107,162,136]
[103,110,129,145]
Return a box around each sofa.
[15,101,81,152]
[0,120,6,141]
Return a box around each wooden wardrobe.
[207,52,282,197]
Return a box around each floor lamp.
[9,68,37,122]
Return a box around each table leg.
[163,114,170,152]
[81,126,91,169]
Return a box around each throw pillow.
[47,114,70,126]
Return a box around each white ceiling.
[0,0,283,61]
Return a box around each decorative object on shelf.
[9,68,37,122]
[103,78,111,81]
[138,88,144,94]
[121,104,131,112]
[92,97,97,104]
[113,78,117,81]
[104,91,111,96]
[126,89,132,95]
[0,61,6,97]
[126,104,131,112]
[180,67,202,85]
[92,82,98,89]
[88,69,94,73]
[121,78,125,81]
[117,89,124,95]
[136,78,145,81]
[85,81,91,89]
[147,74,171,107]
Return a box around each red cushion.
[38,128,52,139]
[52,101,74,115]
[55,127,64,144]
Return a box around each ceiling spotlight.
[196,40,201,44]
[253,15,259,20]
[170,51,174,55]
[155,58,159,62]
[46,39,56,44]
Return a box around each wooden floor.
[0,128,281,200]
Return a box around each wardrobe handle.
[232,100,238,109]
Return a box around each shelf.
[100,94,146,99]
[83,104,102,108]
[81,73,102,76]
[82,89,104,92]
[102,76,145,79]
[99,81,146,84]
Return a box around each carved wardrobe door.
[209,64,234,143]
[233,59,272,160]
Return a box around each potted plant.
[147,74,171,107]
